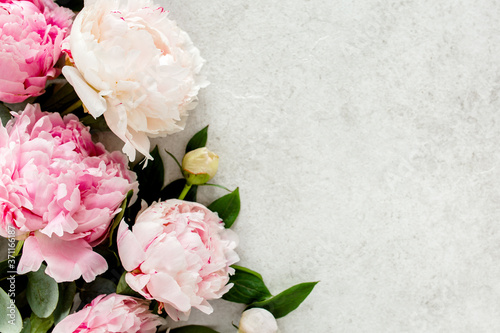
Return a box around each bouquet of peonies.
[0,0,316,332]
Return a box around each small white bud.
[238,308,278,333]
[182,147,219,185]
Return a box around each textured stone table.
[153,0,500,332]
[3,0,500,332]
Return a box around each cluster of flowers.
[0,0,313,332]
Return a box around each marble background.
[2,0,500,332]
[153,0,500,332]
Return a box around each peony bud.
[182,147,219,185]
[238,308,279,333]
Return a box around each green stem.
[165,150,183,173]
[178,183,192,200]
[61,100,83,116]
[201,183,231,192]
[13,240,24,256]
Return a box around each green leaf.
[248,281,318,319]
[0,254,20,281]
[27,264,59,318]
[80,277,116,305]
[171,325,219,333]
[185,125,208,153]
[0,287,22,333]
[231,265,264,280]
[35,82,80,113]
[183,184,198,202]
[133,146,165,204]
[201,183,231,192]
[159,178,185,199]
[159,179,198,202]
[20,319,30,333]
[164,150,183,173]
[80,114,110,131]
[29,313,54,333]
[207,187,240,228]
[0,103,12,126]
[116,272,141,297]
[108,191,131,246]
[222,265,272,304]
[93,246,120,268]
[14,286,28,314]
[52,282,76,325]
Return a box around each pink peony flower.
[117,199,239,321]
[62,0,209,161]
[0,0,74,103]
[52,293,167,333]
[0,104,138,282]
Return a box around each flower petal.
[117,220,146,271]
[32,231,108,283]
[62,66,107,118]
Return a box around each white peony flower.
[238,308,279,333]
[182,147,219,185]
[62,0,209,161]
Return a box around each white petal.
[62,66,107,118]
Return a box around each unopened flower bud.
[238,308,278,333]
[182,147,219,185]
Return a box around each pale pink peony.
[0,104,138,282]
[117,199,239,321]
[0,0,74,103]
[52,293,167,333]
[62,0,209,161]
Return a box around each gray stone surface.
[153,0,500,331]
[4,0,500,332]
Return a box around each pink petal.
[148,272,191,313]
[52,307,92,333]
[117,220,145,271]
[141,236,186,275]
[17,235,44,275]
[125,273,151,298]
[33,231,108,282]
